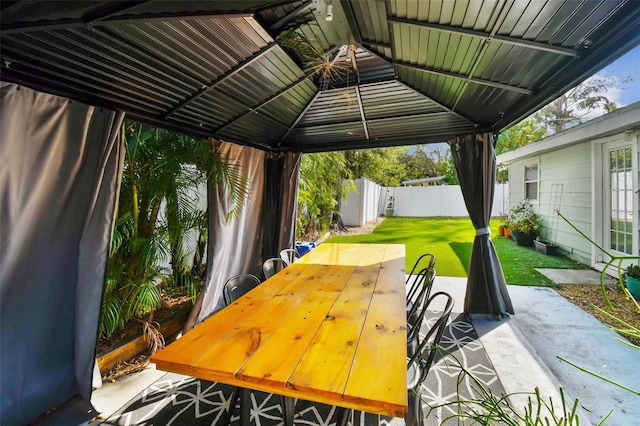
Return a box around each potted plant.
[624,264,640,300]
[533,237,558,256]
[497,217,508,237]
[385,196,394,217]
[507,200,540,246]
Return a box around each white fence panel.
[341,181,509,220]
[341,178,384,226]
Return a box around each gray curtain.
[449,133,514,319]
[0,83,124,424]
[262,151,301,257]
[197,141,266,322]
[193,144,301,324]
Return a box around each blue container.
[295,242,316,256]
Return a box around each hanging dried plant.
[276,29,350,90]
[329,87,358,110]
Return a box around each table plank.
[152,265,304,371]
[343,245,407,416]
[236,263,357,387]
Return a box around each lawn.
[326,217,588,287]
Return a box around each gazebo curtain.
[194,142,300,323]
[262,152,301,258]
[449,133,514,319]
[0,83,124,424]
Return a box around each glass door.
[607,145,634,255]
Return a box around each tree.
[344,147,407,186]
[398,145,439,182]
[495,117,547,155]
[297,152,352,239]
[536,75,631,134]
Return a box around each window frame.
[524,162,539,202]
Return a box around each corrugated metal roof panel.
[297,88,363,126]
[259,79,317,124]
[2,0,639,152]
[359,81,447,120]
[367,113,477,141]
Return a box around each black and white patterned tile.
[103,314,504,426]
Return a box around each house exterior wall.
[508,144,593,264]
[500,100,640,272]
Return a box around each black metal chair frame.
[405,253,436,285]
[223,273,261,306]
[262,257,287,280]
[407,267,436,355]
[405,291,454,426]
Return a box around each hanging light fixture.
[325,1,333,21]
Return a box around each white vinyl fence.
[340,178,509,226]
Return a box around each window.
[524,164,538,201]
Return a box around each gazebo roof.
[2,0,639,152]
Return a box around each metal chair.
[406,267,436,322]
[262,257,287,280]
[280,248,300,266]
[406,268,437,356]
[223,273,261,305]
[406,254,436,282]
[405,291,454,426]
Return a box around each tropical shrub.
[101,122,249,339]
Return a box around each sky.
[591,44,640,107]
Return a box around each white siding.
[509,144,593,264]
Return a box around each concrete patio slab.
[536,268,618,285]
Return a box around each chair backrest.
[280,248,300,266]
[262,257,287,280]
[406,253,436,284]
[223,274,261,305]
[406,267,436,341]
[406,267,436,309]
[407,291,454,389]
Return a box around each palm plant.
[101,121,250,340]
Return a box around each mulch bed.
[98,295,194,381]
[555,283,640,347]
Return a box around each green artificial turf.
[325,217,588,287]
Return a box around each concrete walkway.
[434,276,639,426]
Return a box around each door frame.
[592,131,639,274]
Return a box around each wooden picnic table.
[151,243,407,423]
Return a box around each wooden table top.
[151,243,407,417]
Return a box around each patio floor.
[39,274,639,425]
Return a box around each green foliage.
[343,147,407,186]
[297,152,352,239]
[625,264,640,279]
[435,352,605,426]
[436,154,459,185]
[496,117,547,155]
[101,121,249,339]
[507,199,541,234]
[398,145,438,182]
